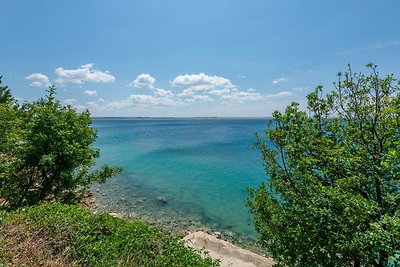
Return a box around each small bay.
[91,118,269,243]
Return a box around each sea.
[91,118,269,244]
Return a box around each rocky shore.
[82,188,274,266]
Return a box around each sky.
[1,0,400,117]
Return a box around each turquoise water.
[91,118,268,241]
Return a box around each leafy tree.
[0,76,12,104]
[0,84,121,208]
[0,77,23,208]
[247,64,400,267]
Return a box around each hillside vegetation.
[0,203,217,266]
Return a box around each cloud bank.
[25,68,294,114]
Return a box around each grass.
[0,203,218,266]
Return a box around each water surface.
[91,118,269,241]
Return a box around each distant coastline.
[91,116,272,120]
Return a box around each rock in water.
[156,196,168,206]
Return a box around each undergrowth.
[0,203,218,266]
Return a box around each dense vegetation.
[0,80,216,266]
[248,64,400,266]
[0,79,121,208]
[0,204,217,266]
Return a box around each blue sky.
[1,0,400,117]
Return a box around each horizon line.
[91,116,273,120]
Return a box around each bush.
[0,203,218,266]
[247,64,400,266]
[0,82,121,208]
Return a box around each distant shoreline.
[91,117,272,120]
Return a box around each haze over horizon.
[2,0,400,117]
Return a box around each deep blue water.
[91,118,269,239]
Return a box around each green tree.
[247,64,400,267]
[0,76,12,104]
[0,84,121,208]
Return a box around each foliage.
[0,81,121,208]
[0,77,13,105]
[0,203,218,266]
[247,64,400,267]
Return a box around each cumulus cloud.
[171,73,233,88]
[172,73,237,101]
[128,74,156,88]
[84,90,98,97]
[272,77,288,84]
[154,88,173,97]
[170,72,293,105]
[55,63,115,84]
[79,71,294,113]
[25,73,51,87]
[208,88,231,96]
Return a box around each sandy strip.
[184,231,274,267]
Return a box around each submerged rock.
[137,197,146,203]
[156,196,168,206]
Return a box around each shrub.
[248,64,400,266]
[0,82,121,208]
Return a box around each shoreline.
[87,188,264,252]
[91,116,272,120]
[81,188,273,264]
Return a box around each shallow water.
[91,118,269,241]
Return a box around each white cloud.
[177,88,194,97]
[55,63,115,84]
[185,95,214,103]
[154,88,173,97]
[107,94,180,109]
[128,74,156,88]
[171,73,233,88]
[172,73,237,101]
[169,72,294,104]
[272,77,288,84]
[274,91,293,97]
[177,87,227,97]
[79,71,295,114]
[221,91,264,103]
[221,90,293,103]
[63,98,76,105]
[25,73,50,87]
[208,88,231,96]
[189,84,217,92]
[84,90,98,97]
[86,101,98,108]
